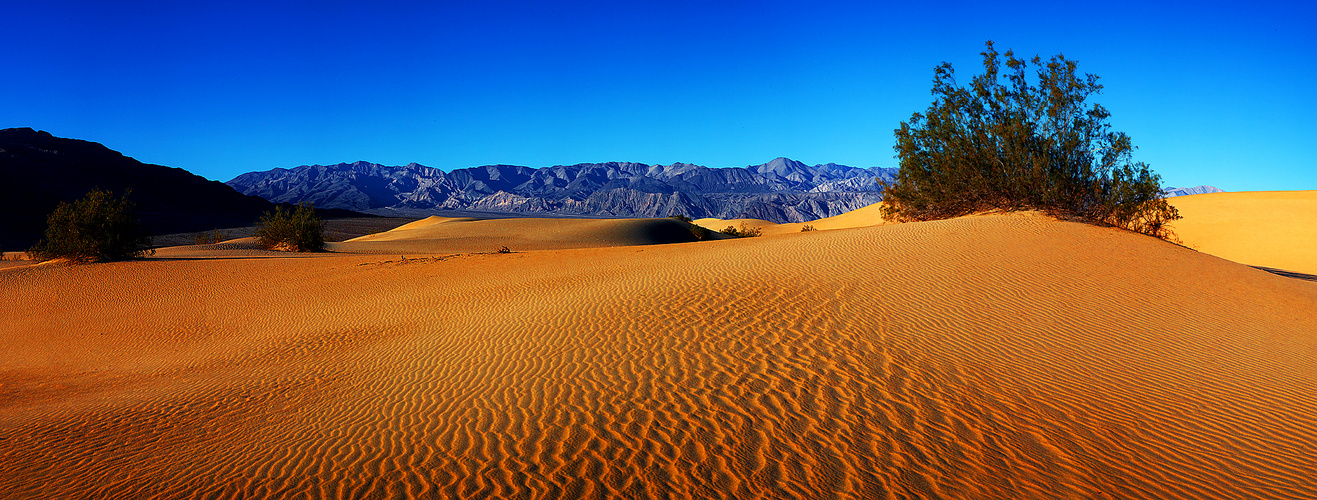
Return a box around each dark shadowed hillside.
[0,128,278,250]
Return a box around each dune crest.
[330,216,706,254]
[3,214,1316,499]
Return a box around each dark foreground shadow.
[1254,266,1317,282]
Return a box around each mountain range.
[226,158,898,223]
[1163,186,1225,197]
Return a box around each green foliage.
[669,214,713,240]
[719,222,762,238]
[883,41,1180,239]
[193,229,231,245]
[256,202,325,252]
[29,188,154,262]
[800,224,817,232]
[690,224,711,240]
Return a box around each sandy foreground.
[2,212,1316,499]
[1169,190,1317,275]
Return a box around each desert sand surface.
[695,202,891,236]
[3,213,1317,499]
[1169,190,1317,275]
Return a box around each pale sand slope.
[1169,190,1317,275]
[693,217,779,234]
[332,216,715,254]
[3,214,1317,499]
[149,237,318,260]
[696,202,890,236]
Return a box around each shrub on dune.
[193,229,231,245]
[690,224,711,240]
[29,188,154,262]
[882,41,1180,239]
[256,202,325,252]
[669,213,713,240]
[719,222,762,238]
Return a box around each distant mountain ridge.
[227,158,897,223]
[1163,185,1224,197]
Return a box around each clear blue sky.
[5,0,1314,190]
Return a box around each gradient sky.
[5,0,1314,191]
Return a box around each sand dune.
[332,216,711,254]
[3,213,1316,499]
[693,217,779,232]
[1169,190,1317,275]
[147,217,420,248]
[695,202,891,236]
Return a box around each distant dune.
[331,216,721,254]
[696,201,890,236]
[3,211,1315,499]
[1169,190,1317,274]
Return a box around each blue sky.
[5,1,1314,190]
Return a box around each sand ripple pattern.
[3,214,1317,499]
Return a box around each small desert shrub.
[256,202,325,252]
[29,188,154,262]
[800,224,817,232]
[496,245,512,254]
[720,222,762,237]
[690,224,711,240]
[668,214,713,240]
[193,229,231,245]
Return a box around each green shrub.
[256,202,325,252]
[883,41,1180,239]
[668,213,713,240]
[719,222,762,237]
[800,224,817,232]
[193,229,231,245]
[29,188,154,262]
[690,224,711,240]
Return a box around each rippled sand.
[3,213,1316,499]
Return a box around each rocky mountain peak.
[226,158,896,222]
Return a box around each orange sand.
[333,215,711,254]
[1169,190,1317,275]
[695,202,891,236]
[3,213,1316,499]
